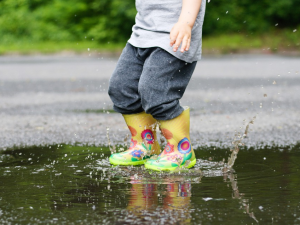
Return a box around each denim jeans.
[108,43,197,120]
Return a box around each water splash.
[223,116,256,172]
[106,127,116,154]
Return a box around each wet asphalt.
[0,54,300,150]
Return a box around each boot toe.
[109,152,145,166]
[144,158,179,171]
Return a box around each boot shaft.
[159,107,193,155]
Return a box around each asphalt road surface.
[1,54,300,150]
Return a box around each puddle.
[0,144,300,224]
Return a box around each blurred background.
[0,0,299,55]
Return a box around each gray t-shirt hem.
[128,36,202,63]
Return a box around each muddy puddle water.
[1,144,300,224]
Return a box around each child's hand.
[170,22,192,53]
[169,0,202,53]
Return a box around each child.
[108,0,206,171]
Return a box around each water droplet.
[88,48,90,51]
[293,29,297,33]
[275,23,278,26]
[226,11,229,14]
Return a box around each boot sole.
[144,158,197,172]
[109,156,146,166]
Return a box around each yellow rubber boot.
[144,107,196,171]
[109,112,161,166]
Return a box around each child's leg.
[138,48,197,120]
[108,43,144,114]
[108,43,161,166]
[137,48,197,171]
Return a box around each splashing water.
[106,127,116,154]
[223,116,256,172]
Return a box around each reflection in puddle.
[223,171,258,223]
[125,177,193,224]
[118,170,258,224]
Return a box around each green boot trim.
[144,158,196,172]
[109,155,146,166]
